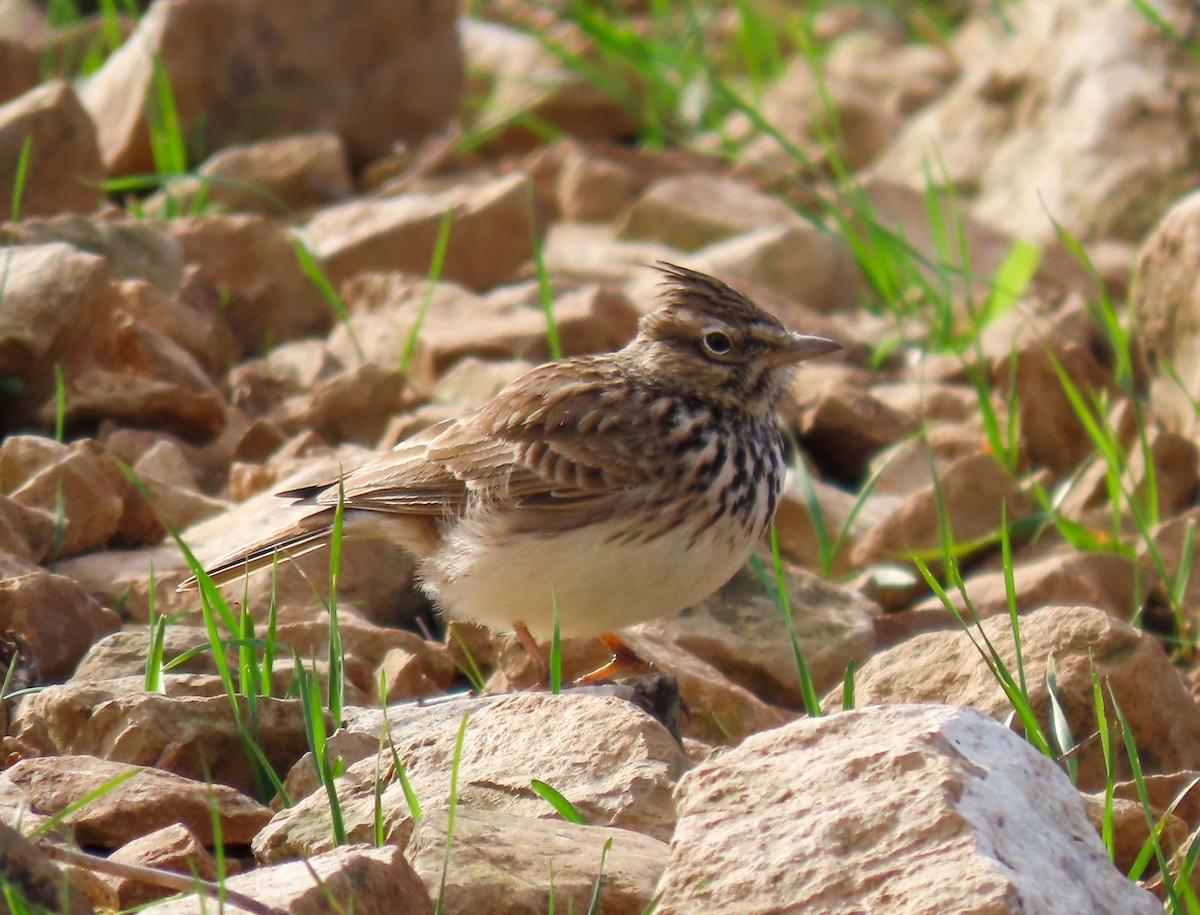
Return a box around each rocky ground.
[0,0,1199,912]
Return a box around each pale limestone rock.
[79,0,462,174]
[850,452,1033,569]
[635,559,875,707]
[144,845,433,915]
[408,808,668,915]
[304,173,535,292]
[196,131,353,215]
[617,173,802,252]
[690,224,861,314]
[0,551,119,681]
[104,824,221,909]
[655,704,1161,914]
[0,81,103,219]
[1133,189,1200,438]
[0,821,93,914]
[9,678,316,796]
[874,0,1200,243]
[255,692,689,862]
[2,756,269,847]
[838,605,1200,790]
[168,213,334,356]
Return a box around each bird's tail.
[176,507,337,592]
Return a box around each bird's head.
[627,262,840,415]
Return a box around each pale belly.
[420,515,763,639]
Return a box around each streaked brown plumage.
[189,263,839,681]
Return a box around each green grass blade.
[27,767,141,838]
[293,238,365,364]
[11,135,32,222]
[399,207,455,373]
[585,838,613,915]
[529,187,561,361]
[448,626,487,694]
[327,479,346,725]
[531,779,586,825]
[436,713,470,915]
[549,590,562,695]
[1045,656,1077,783]
[748,526,821,716]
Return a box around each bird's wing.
[306,361,658,519]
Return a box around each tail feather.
[177,508,337,591]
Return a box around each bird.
[187,263,840,684]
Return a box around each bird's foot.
[574,633,650,686]
[513,621,550,688]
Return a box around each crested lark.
[192,263,839,682]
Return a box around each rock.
[407,808,668,915]
[0,820,94,914]
[1060,425,1199,523]
[0,494,54,564]
[617,174,801,252]
[690,224,862,314]
[527,138,718,225]
[841,605,1200,790]
[772,469,888,577]
[271,362,407,445]
[555,145,640,223]
[167,213,335,356]
[492,634,790,745]
[427,358,537,413]
[117,440,228,545]
[276,617,454,685]
[654,704,1160,914]
[851,452,1033,570]
[995,341,1113,476]
[0,37,39,104]
[540,222,680,289]
[79,0,463,174]
[196,131,354,215]
[0,214,185,294]
[1144,507,1200,623]
[9,678,317,796]
[1079,791,1187,875]
[1133,189,1200,437]
[144,845,433,915]
[0,243,111,428]
[874,0,1200,243]
[47,543,188,624]
[895,546,1147,641]
[377,647,443,703]
[0,552,120,681]
[797,379,920,484]
[619,634,793,744]
[179,474,425,628]
[728,32,957,176]
[58,311,228,443]
[636,560,875,707]
[331,275,637,377]
[461,18,635,155]
[304,172,535,292]
[254,692,689,862]
[862,424,989,500]
[72,627,227,683]
[104,824,222,909]
[0,81,104,219]
[3,755,270,846]
[6,440,125,557]
[848,179,1097,300]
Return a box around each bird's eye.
[701,330,734,357]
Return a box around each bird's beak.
[763,332,842,367]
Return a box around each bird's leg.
[574,632,650,686]
[513,621,550,687]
